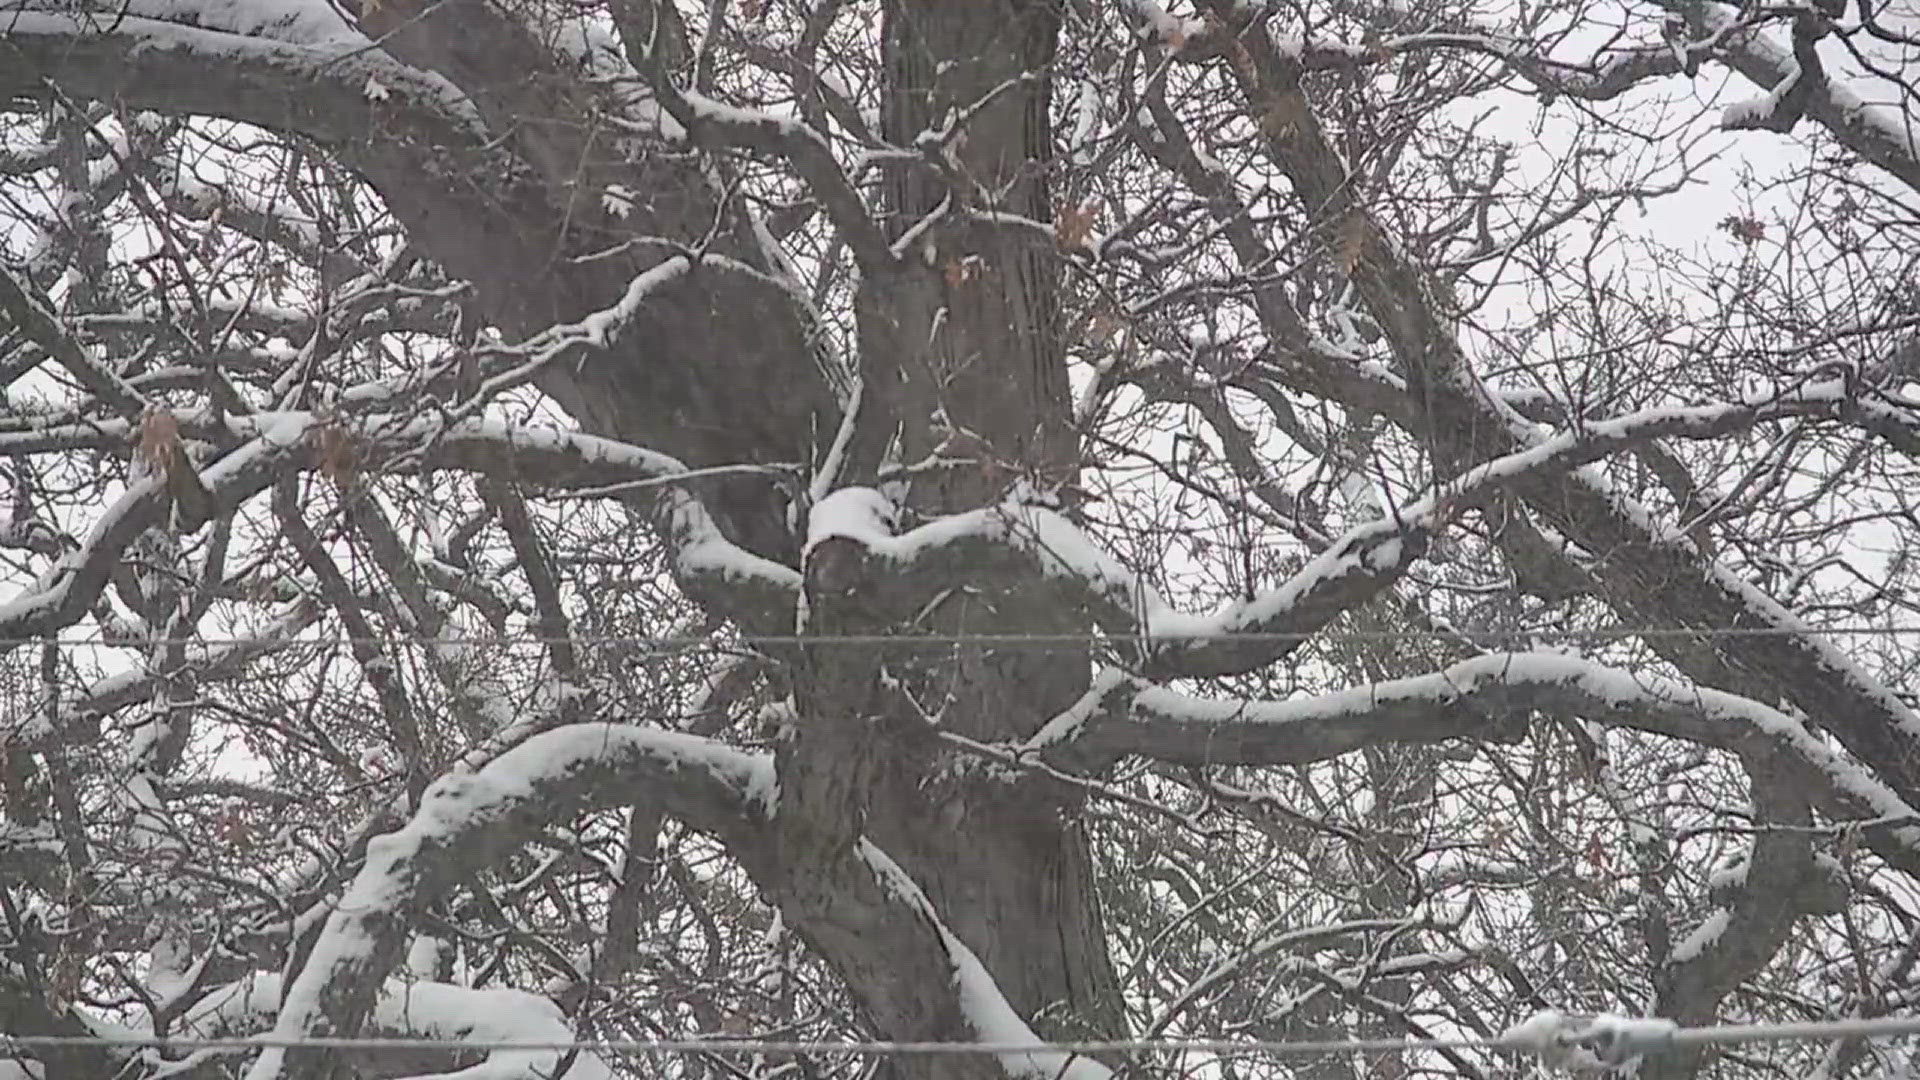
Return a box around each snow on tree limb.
[190,972,615,1080]
[1194,3,1920,818]
[388,417,803,615]
[1147,915,1449,1039]
[805,490,1424,679]
[0,261,146,417]
[0,10,483,140]
[1024,653,1920,870]
[6,601,321,751]
[0,411,796,647]
[0,472,172,645]
[1146,0,1920,192]
[254,714,1096,1080]
[1687,2,1920,190]
[853,841,1113,1080]
[248,724,770,1080]
[802,360,1919,681]
[660,88,893,271]
[11,0,1920,1070]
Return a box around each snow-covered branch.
[0,410,799,648]
[1694,4,1920,189]
[0,9,482,142]
[190,972,615,1080]
[249,724,770,1080]
[852,841,1113,1080]
[5,600,320,751]
[392,417,802,614]
[1025,652,1920,870]
[810,359,1920,679]
[1200,5,1920,827]
[805,488,1423,679]
[0,261,145,416]
[658,88,893,270]
[254,720,1101,1080]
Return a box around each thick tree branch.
[802,487,1423,680]
[1025,652,1920,876]
[1646,760,1841,1080]
[249,722,1104,1080]
[249,724,768,1080]
[9,4,839,564]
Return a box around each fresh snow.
[681,90,813,142]
[853,841,1112,1080]
[945,933,1112,1080]
[1722,63,1799,129]
[200,972,615,1080]
[826,362,1906,660]
[601,184,635,219]
[809,487,1414,658]
[806,486,899,554]
[4,11,482,131]
[1671,908,1732,963]
[252,725,771,1080]
[1020,652,1920,859]
[1502,1010,1678,1071]
[1125,0,1204,49]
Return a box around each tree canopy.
[3,1,1920,1079]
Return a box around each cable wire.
[5,1015,1920,1058]
[13,624,1920,649]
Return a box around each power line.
[10,624,1920,650]
[4,1014,1920,1058]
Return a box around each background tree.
[3,1,1920,1079]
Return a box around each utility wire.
[5,1014,1920,1058]
[12,625,1920,649]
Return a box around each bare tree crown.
[3,1,1920,1078]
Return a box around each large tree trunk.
[861,0,1123,1040]
[354,0,1124,1049]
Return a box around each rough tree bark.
[857,0,1124,1040]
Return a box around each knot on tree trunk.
[805,535,874,600]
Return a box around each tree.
[3,0,1920,1078]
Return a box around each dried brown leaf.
[1718,214,1767,243]
[310,422,360,488]
[1337,209,1371,273]
[942,255,984,290]
[137,409,183,473]
[140,411,216,529]
[1259,91,1308,138]
[1055,200,1099,250]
